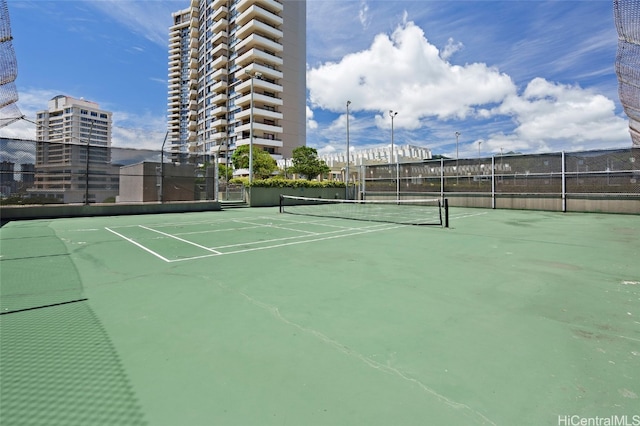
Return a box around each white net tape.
[615,0,640,146]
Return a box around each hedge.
[229,177,346,188]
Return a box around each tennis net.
[279,195,448,226]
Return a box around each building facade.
[31,95,118,203]
[168,0,306,164]
[276,145,433,182]
[319,145,433,169]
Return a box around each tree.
[289,146,330,180]
[231,144,277,179]
[218,163,231,181]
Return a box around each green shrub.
[228,177,345,188]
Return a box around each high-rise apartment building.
[31,95,118,203]
[168,0,306,164]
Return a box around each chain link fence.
[2,138,637,213]
[358,147,639,213]
[0,138,219,205]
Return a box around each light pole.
[455,131,460,184]
[245,70,262,184]
[478,139,482,158]
[346,100,351,199]
[389,110,399,200]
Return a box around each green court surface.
[1,207,639,426]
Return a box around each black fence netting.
[1,138,218,205]
[359,148,640,199]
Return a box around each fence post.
[360,164,365,200]
[562,151,566,212]
[213,155,219,202]
[440,158,444,203]
[491,155,496,209]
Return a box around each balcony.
[211,30,227,44]
[211,118,227,128]
[211,55,228,68]
[234,107,282,122]
[208,93,227,105]
[235,121,282,135]
[236,19,282,41]
[211,42,228,56]
[235,136,283,149]
[210,131,227,141]
[237,63,282,81]
[210,105,227,116]
[210,68,228,81]
[235,47,282,68]
[211,18,228,34]
[212,5,228,20]
[235,33,282,54]
[235,92,283,108]
[236,77,282,95]
[211,80,227,93]
[236,0,283,14]
[236,4,283,27]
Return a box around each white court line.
[107,216,409,263]
[209,223,390,250]
[168,223,403,262]
[449,212,488,220]
[139,225,223,255]
[170,224,267,236]
[231,219,319,235]
[105,227,172,262]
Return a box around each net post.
[444,198,449,228]
[279,194,283,213]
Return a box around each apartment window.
[81,110,88,115]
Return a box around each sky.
[0,0,634,159]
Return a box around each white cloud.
[306,106,318,130]
[83,0,175,48]
[487,78,629,152]
[441,38,463,61]
[316,145,336,157]
[358,0,370,30]
[308,20,515,127]
[307,19,629,155]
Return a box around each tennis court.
[1,205,639,425]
